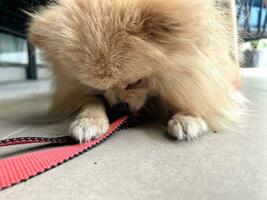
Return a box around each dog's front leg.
[167,113,208,141]
[69,98,109,143]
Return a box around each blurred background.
[0,1,267,198]
[0,0,266,97]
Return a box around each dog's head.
[28,0,194,111]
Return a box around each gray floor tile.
[0,69,266,200]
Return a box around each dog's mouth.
[106,102,131,122]
[112,102,130,114]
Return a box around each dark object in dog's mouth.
[107,102,131,122]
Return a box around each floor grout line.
[0,126,29,140]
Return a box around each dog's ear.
[136,0,180,44]
[27,12,50,47]
[27,6,60,48]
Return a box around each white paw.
[69,117,109,142]
[167,114,208,141]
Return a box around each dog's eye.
[125,79,143,90]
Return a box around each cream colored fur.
[28,0,245,142]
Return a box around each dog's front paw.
[69,117,109,142]
[167,114,208,141]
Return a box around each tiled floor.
[0,79,51,100]
[0,69,266,200]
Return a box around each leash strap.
[0,136,73,147]
[0,116,134,190]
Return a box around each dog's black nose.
[108,102,130,122]
[113,102,129,113]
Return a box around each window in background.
[0,32,27,64]
[237,0,267,68]
[0,33,48,82]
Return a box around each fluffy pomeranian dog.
[28,0,245,142]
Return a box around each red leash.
[0,115,145,190]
